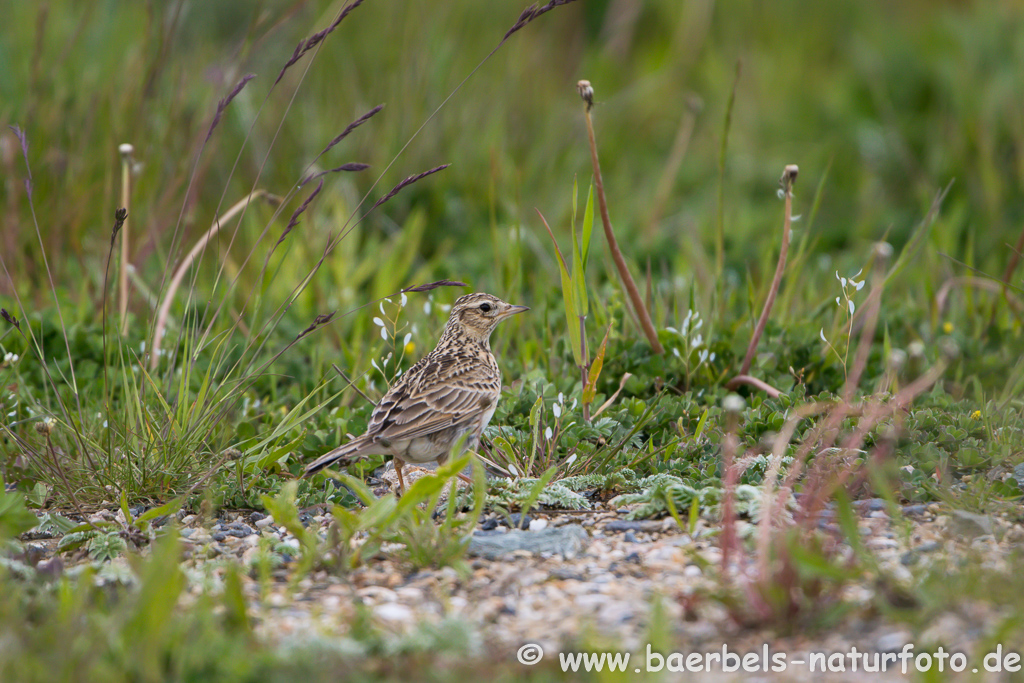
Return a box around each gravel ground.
[14,472,1024,681]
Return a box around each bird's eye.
[479,303,492,312]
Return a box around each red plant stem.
[579,81,665,355]
[720,425,740,580]
[726,374,782,398]
[737,165,797,377]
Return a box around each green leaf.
[571,174,578,227]
[222,563,252,635]
[581,180,594,270]
[87,532,128,562]
[571,194,588,319]
[537,208,583,367]
[834,490,868,560]
[57,530,100,553]
[0,489,39,541]
[516,466,557,526]
[120,490,133,526]
[582,326,610,405]
[134,498,185,529]
[693,408,710,441]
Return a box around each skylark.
[304,292,528,492]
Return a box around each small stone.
[854,498,887,512]
[947,509,994,539]
[467,525,590,560]
[212,532,228,542]
[551,567,587,581]
[503,513,532,529]
[605,520,662,533]
[528,518,548,532]
[623,531,637,544]
[876,630,913,653]
[255,516,275,529]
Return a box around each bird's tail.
[303,435,373,478]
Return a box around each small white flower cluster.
[5,390,18,418]
[834,269,865,315]
[666,309,716,367]
[371,295,417,386]
[820,268,867,369]
[2,350,19,366]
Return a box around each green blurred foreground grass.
[2,0,1024,680]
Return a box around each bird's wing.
[365,351,498,443]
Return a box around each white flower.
[423,302,431,315]
[558,392,564,405]
[544,426,553,440]
[848,300,855,315]
[564,453,578,468]
[508,463,519,477]
[400,292,408,307]
[372,317,385,327]
[379,301,387,315]
[403,333,412,346]
[552,403,561,418]
[380,327,388,341]
[820,328,828,343]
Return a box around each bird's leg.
[394,458,407,496]
[456,472,474,485]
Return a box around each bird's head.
[443,292,529,343]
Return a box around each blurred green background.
[1,0,1023,394]
[3,0,1022,287]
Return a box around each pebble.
[875,630,913,653]
[25,492,1017,668]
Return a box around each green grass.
[2,0,1024,679]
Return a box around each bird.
[303,292,528,493]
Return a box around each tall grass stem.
[577,80,664,354]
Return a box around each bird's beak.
[503,304,530,317]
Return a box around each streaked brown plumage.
[303,292,528,492]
